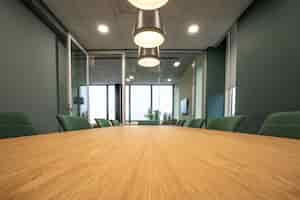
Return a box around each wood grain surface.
[0,126,299,200]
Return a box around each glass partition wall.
[67,43,205,124]
[87,52,123,124]
[125,51,204,123]
[67,34,89,119]
[71,43,88,117]
[152,85,173,120]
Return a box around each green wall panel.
[236,0,300,133]
[0,0,61,133]
[206,44,226,119]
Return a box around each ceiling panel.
[44,0,253,49]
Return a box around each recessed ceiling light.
[97,24,109,34]
[188,24,199,34]
[167,78,172,82]
[128,0,169,10]
[174,61,181,67]
[129,75,135,80]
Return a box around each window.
[125,85,130,121]
[88,85,116,123]
[79,86,89,118]
[130,85,151,120]
[194,60,204,118]
[125,85,174,121]
[89,86,107,123]
[108,85,116,120]
[152,86,173,120]
[231,87,236,116]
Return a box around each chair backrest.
[95,119,112,128]
[0,112,35,139]
[175,120,181,126]
[259,111,300,139]
[138,120,160,126]
[56,115,91,131]
[207,116,246,132]
[190,119,205,128]
[111,120,121,126]
[183,120,193,127]
[162,120,177,125]
[180,120,186,126]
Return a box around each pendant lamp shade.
[138,47,160,67]
[128,0,168,10]
[133,10,165,48]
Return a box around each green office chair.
[259,111,300,139]
[56,115,91,131]
[95,119,112,128]
[190,119,205,128]
[207,116,246,132]
[162,120,177,125]
[138,120,160,126]
[183,119,193,127]
[0,112,35,139]
[180,120,186,126]
[111,120,121,126]
[176,120,181,126]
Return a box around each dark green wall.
[0,0,66,133]
[206,44,226,119]
[236,0,300,133]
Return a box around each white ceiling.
[44,0,253,49]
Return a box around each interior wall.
[175,64,194,120]
[206,44,226,119]
[194,55,205,118]
[236,0,300,133]
[0,0,61,133]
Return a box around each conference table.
[0,126,299,200]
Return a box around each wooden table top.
[0,126,300,200]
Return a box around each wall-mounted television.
[180,98,189,115]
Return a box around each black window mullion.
[115,84,121,121]
[172,84,175,119]
[129,85,131,122]
[106,85,109,120]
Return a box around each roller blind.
[225,24,238,90]
[225,24,238,116]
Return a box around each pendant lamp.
[138,47,160,67]
[133,10,165,48]
[128,0,168,10]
